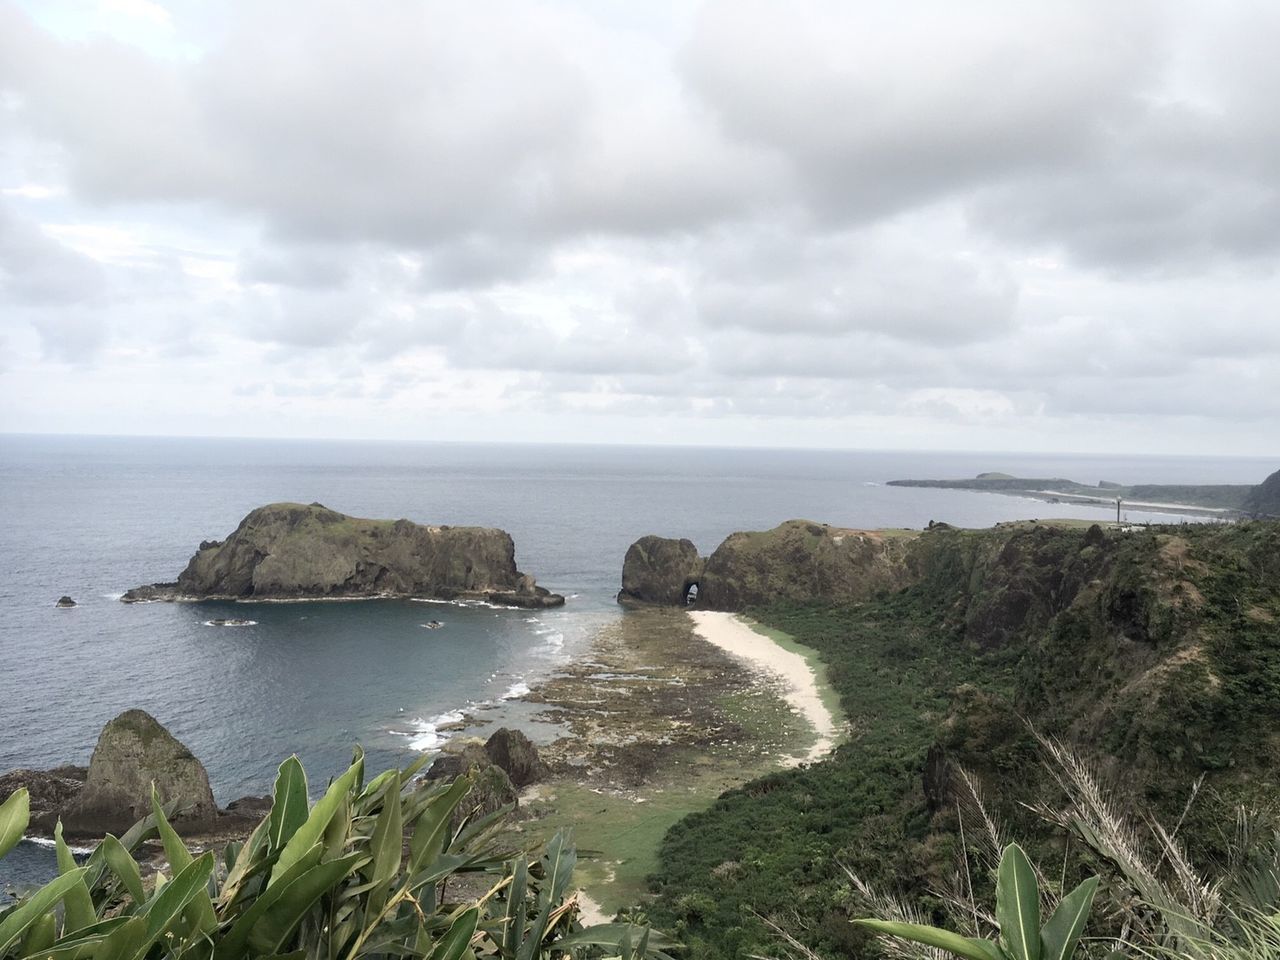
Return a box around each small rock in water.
[55,596,77,608]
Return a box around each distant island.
[122,502,565,607]
[885,469,1279,518]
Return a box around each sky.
[1,0,1278,454]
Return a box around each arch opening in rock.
[683,581,700,604]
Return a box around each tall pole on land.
[1116,498,1121,523]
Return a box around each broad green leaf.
[502,860,528,955]
[369,772,403,886]
[996,842,1042,960]
[0,867,89,953]
[539,831,575,908]
[409,777,470,873]
[21,910,57,956]
[1040,876,1100,960]
[401,751,433,783]
[515,900,553,960]
[131,851,215,958]
[218,815,272,907]
[102,834,147,905]
[246,853,366,956]
[55,820,98,934]
[94,915,147,960]
[0,787,29,860]
[854,920,1008,960]
[214,843,326,960]
[152,786,218,936]
[268,756,309,853]
[270,755,363,887]
[36,917,133,960]
[81,807,164,890]
[428,907,479,960]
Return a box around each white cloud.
[0,0,1277,454]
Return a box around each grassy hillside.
[647,520,1280,958]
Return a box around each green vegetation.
[0,751,674,959]
[647,520,1280,958]
[857,843,1100,960]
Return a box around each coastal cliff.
[123,502,564,608]
[649,517,1280,958]
[619,519,919,609]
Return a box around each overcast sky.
[1,0,1278,454]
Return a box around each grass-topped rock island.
[121,502,565,608]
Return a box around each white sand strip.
[688,610,839,763]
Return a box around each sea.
[1,434,1273,892]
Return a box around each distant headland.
[122,502,564,608]
[885,468,1280,518]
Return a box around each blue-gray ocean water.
[1,435,1272,891]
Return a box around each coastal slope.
[123,502,563,607]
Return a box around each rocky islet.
[122,502,564,608]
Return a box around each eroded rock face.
[618,536,704,606]
[619,521,920,611]
[122,502,563,608]
[484,728,549,788]
[61,710,217,837]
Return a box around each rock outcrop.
[0,766,87,833]
[618,520,920,610]
[483,728,549,788]
[424,736,521,832]
[61,709,218,837]
[55,596,77,607]
[122,502,563,608]
[618,536,704,606]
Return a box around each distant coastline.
[887,472,1256,518]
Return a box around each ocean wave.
[409,597,520,610]
[541,631,564,647]
[396,708,467,752]
[203,619,258,627]
[501,681,531,700]
[22,836,95,856]
[101,592,124,601]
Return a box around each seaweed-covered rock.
[484,728,549,788]
[618,536,704,606]
[61,710,217,837]
[122,502,563,608]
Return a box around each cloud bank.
[1,0,1277,453]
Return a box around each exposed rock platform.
[122,502,563,608]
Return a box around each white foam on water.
[501,681,531,700]
[101,592,124,600]
[202,619,258,627]
[22,836,95,856]
[397,708,467,752]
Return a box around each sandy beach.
[688,610,840,763]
